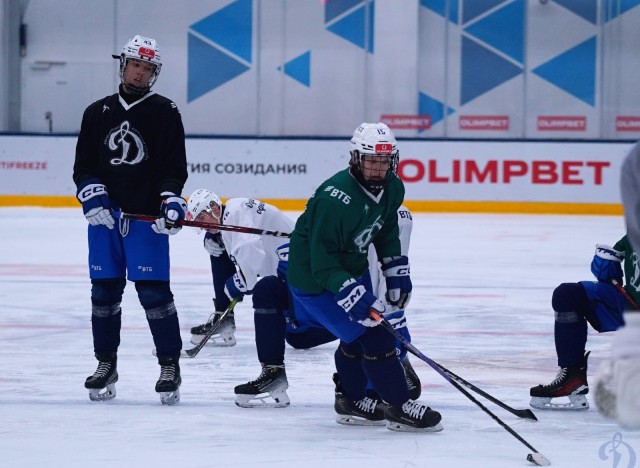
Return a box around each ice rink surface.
[1,207,639,468]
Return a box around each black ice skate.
[401,356,422,400]
[332,373,386,426]
[156,357,181,405]
[384,400,443,432]
[190,309,236,347]
[234,363,290,408]
[85,353,118,402]
[529,352,590,410]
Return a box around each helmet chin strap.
[122,81,150,96]
[349,165,385,195]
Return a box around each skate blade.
[88,384,116,402]
[335,415,386,426]
[529,395,589,410]
[386,421,444,432]
[235,391,290,408]
[159,389,180,405]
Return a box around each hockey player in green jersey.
[288,122,442,432]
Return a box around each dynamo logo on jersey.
[106,120,147,166]
[352,215,383,253]
[106,121,148,166]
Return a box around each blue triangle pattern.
[464,0,524,64]
[462,0,508,24]
[326,3,374,53]
[554,0,597,24]
[603,0,640,22]
[419,92,454,128]
[532,36,596,106]
[283,51,311,87]
[187,33,249,102]
[189,0,253,63]
[460,37,522,105]
[325,0,363,23]
[419,0,459,24]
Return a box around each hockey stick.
[370,312,550,467]
[182,298,240,358]
[116,212,291,238]
[612,279,639,310]
[432,359,537,421]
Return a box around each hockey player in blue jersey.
[73,35,188,405]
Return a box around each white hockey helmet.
[186,189,223,223]
[349,122,399,190]
[113,35,162,94]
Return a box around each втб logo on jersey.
[353,215,383,252]
[107,121,147,166]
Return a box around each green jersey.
[613,235,640,305]
[288,168,405,295]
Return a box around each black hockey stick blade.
[116,212,291,238]
[182,298,240,358]
[437,364,537,421]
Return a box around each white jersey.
[368,205,413,298]
[621,141,640,252]
[221,198,295,291]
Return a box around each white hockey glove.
[76,179,115,230]
[152,192,187,235]
[335,279,384,327]
[381,256,412,309]
[224,272,249,301]
[204,232,225,257]
[595,313,640,429]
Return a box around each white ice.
[1,207,639,468]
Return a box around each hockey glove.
[224,272,249,301]
[76,178,115,229]
[204,232,225,257]
[381,256,412,309]
[276,243,289,281]
[591,244,624,283]
[152,192,187,235]
[335,279,384,327]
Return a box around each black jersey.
[73,90,188,215]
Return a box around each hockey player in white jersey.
[186,189,296,349]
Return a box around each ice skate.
[156,357,181,405]
[234,364,290,408]
[401,356,422,400]
[332,373,385,426]
[334,393,386,426]
[529,352,590,410]
[190,311,236,347]
[384,401,443,432]
[85,353,118,402]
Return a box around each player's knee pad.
[337,342,363,361]
[552,283,589,317]
[356,325,396,356]
[134,280,176,318]
[252,275,288,310]
[91,278,126,316]
[553,282,600,328]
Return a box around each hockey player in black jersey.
[73,35,188,405]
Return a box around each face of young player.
[123,59,156,90]
[195,207,222,234]
[360,154,391,182]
